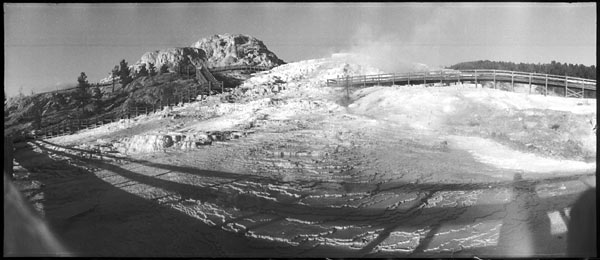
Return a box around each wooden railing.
[327,69,596,98]
[24,65,279,140]
[198,66,223,92]
[208,65,272,73]
[35,83,214,139]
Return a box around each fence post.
[408,73,411,85]
[581,82,584,99]
[545,74,548,96]
[474,70,478,88]
[392,73,395,86]
[346,76,350,100]
[440,70,443,85]
[565,77,568,97]
[529,73,532,94]
[493,70,496,89]
[511,71,514,90]
[424,72,426,85]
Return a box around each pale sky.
[4,2,597,97]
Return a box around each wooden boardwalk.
[327,69,596,98]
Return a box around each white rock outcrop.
[122,134,174,154]
[134,47,208,72]
[191,33,285,68]
[100,34,285,85]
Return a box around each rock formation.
[130,34,285,75]
[134,47,208,73]
[191,33,285,68]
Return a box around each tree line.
[71,60,157,114]
[446,60,596,80]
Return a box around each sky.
[4,2,597,97]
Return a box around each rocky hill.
[134,47,208,72]
[6,33,287,138]
[191,34,285,67]
[132,34,285,73]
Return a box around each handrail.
[35,81,215,139]
[208,65,272,72]
[329,69,596,89]
[458,69,595,83]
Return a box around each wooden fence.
[208,65,272,73]
[197,66,224,93]
[32,64,274,139]
[327,69,596,98]
[36,83,212,139]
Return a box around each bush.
[159,63,169,74]
[137,64,149,77]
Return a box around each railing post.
[364,75,366,87]
[529,73,532,94]
[408,73,411,85]
[581,82,584,99]
[565,76,568,97]
[440,70,444,85]
[424,72,426,86]
[392,73,395,86]
[511,71,514,91]
[346,75,350,99]
[474,69,478,88]
[493,70,496,89]
[545,74,548,96]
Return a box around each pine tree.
[111,65,119,92]
[90,85,103,114]
[75,72,91,110]
[119,59,133,86]
[137,64,149,77]
[92,85,102,101]
[30,96,43,129]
